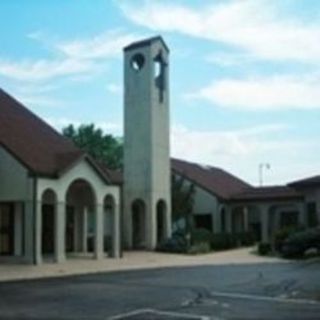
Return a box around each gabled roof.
[288,175,320,188]
[96,162,123,186]
[231,186,303,203]
[123,36,170,53]
[0,88,109,182]
[171,158,251,200]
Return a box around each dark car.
[281,227,320,258]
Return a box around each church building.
[0,37,319,265]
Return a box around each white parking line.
[209,291,320,305]
[108,308,211,319]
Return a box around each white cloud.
[0,29,140,82]
[119,0,320,64]
[0,58,95,81]
[186,74,320,110]
[106,83,122,95]
[55,30,140,60]
[171,123,285,162]
[171,123,319,185]
[205,52,253,67]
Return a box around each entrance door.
[0,203,14,255]
[42,204,54,254]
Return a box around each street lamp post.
[259,163,270,186]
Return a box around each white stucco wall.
[123,39,171,249]
[37,159,120,204]
[35,158,121,262]
[0,147,33,201]
[193,185,219,215]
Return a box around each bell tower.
[123,36,171,250]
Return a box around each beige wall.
[123,39,171,249]
[0,147,33,201]
[173,173,221,232]
[37,159,119,204]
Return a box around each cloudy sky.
[0,0,319,186]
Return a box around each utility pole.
[259,163,270,186]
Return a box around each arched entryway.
[104,195,115,255]
[156,200,167,245]
[132,199,146,249]
[41,189,57,257]
[65,179,96,256]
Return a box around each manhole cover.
[109,309,209,320]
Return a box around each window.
[194,214,213,232]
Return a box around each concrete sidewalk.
[0,247,287,282]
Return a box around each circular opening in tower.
[131,53,145,71]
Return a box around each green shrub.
[281,227,320,258]
[188,242,211,254]
[156,230,188,253]
[191,228,212,245]
[274,225,305,252]
[258,242,272,255]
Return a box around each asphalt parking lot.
[0,258,319,320]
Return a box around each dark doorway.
[194,214,213,231]
[157,200,167,245]
[42,204,55,254]
[0,203,14,255]
[132,199,146,249]
[66,206,75,252]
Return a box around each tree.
[62,124,123,169]
[171,174,195,233]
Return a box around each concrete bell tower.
[123,36,172,250]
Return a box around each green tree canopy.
[62,124,123,169]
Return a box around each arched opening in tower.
[157,200,167,245]
[132,199,146,249]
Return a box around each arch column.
[147,201,156,250]
[260,205,270,243]
[165,206,172,240]
[23,200,36,264]
[112,201,120,258]
[95,204,104,259]
[81,207,88,253]
[297,202,306,226]
[124,200,133,249]
[55,201,66,263]
[34,200,42,265]
[225,206,232,233]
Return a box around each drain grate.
[109,309,209,320]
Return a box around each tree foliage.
[171,174,195,232]
[62,124,123,169]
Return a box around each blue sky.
[0,0,319,185]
